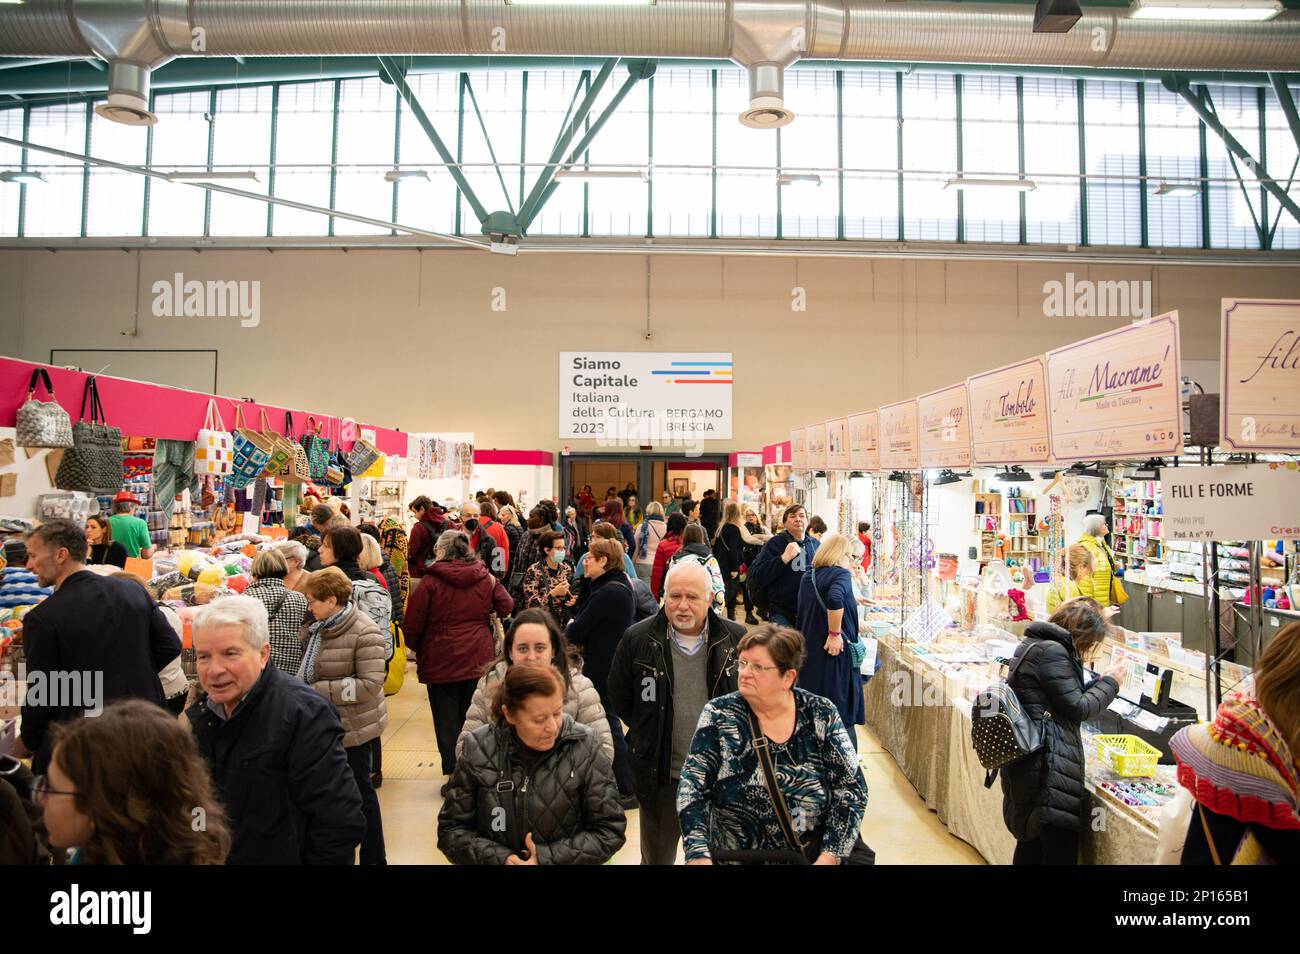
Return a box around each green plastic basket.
[1094,734,1161,778]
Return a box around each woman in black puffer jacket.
[1000,599,1126,865]
[437,664,626,865]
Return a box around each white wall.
[4,249,1297,453]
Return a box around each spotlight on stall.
[995,466,1034,482]
[932,470,965,486]
[1133,458,1165,479]
[1066,461,1106,478]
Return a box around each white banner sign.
[968,357,1052,465]
[790,428,807,470]
[1045,312,1183,462]
[826,418,850,470]
[1220,299,1300,453]
[848,410,880,471]
[806,422,829,470]
[1162,464,1300,541]
[917,383,972,469]
[559,352,733,442]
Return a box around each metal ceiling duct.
[2,0,1298,124]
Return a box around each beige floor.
[376,665,985,865]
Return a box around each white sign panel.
[826,418,850,471]
[1220,299,1300,453]
[559,353,732,442]
[1162,464,1300,542]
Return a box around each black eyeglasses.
[31,775,78,802]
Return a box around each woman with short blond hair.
[796,532,866,749]
[246,547,311,675]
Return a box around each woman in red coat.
[404,529,513,785]
[649,512,688,601]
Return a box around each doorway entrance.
[559,453,727,528]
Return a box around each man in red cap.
[109,490,155,560]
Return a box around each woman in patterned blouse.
[678,625,867,864]
[521,529,575,626]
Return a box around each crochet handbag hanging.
[54,376,124,495]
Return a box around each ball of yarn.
[224,562,242,576]
[177,552,197,577]
[226,575,251,594]
[196,566,225,587]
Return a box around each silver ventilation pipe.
[67,0,193,125]
[2,0,1298,123]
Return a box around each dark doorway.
[558,453,726,527]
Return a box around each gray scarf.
[297,603,351,684]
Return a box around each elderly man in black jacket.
[186,594,366,865]
[608,560,744,864]
[16,519,181,775]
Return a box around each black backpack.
[470,521,504,580]
[745,532,789,619]
[971,641,1047,788]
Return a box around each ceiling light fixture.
[1154,181,1201,197]
[778,173,822,187]
[1129,0,1281,20]
[165,170,259,183]
[383,168,430,183]
[944,176,1037,192]
[554,169,648,182]
[0,170,45,185]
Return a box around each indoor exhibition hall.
[0,0,1297,914]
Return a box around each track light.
[933,469,964,486]
[1066,461,1106,478]
[995,466,1033,482]
[1133,458,1164,479]
[0,170,45,185]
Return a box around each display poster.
[1044,312,1183,462]
[734,453,762,467]
[917,383,972,469]
[1161,463,1300,541]
[968,357,1052,465]
[1220,299,1300,453]
[879,400,919,470]
[559,352,733,441]
[790,428,807,471]
[1108,645,1151,703]
[826,417,850,470]
[805,422,829,470]
[848,410,881,471]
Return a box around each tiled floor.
[376,666,986,865]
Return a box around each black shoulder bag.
[495,736,527,860]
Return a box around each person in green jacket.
[107,492,155,560]
[1074,513,1116,606]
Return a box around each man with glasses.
[607,561,744,864]
[661,491,681,517]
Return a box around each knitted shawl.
[1169,692,1300,831]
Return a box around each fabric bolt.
[677,689,868,863]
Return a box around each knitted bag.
[195,398,234,476]
[227,403,273,490]
[300,415,329,481]
[257,408,293,479]
[279,412,312,485]
[346,436,381,476]
[15,367,73,449]
[54,377,124,495]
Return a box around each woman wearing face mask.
[522,530,576,625]
[455,608,613,763]
[437,664,626,865]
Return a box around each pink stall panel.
[1,356,407,455]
